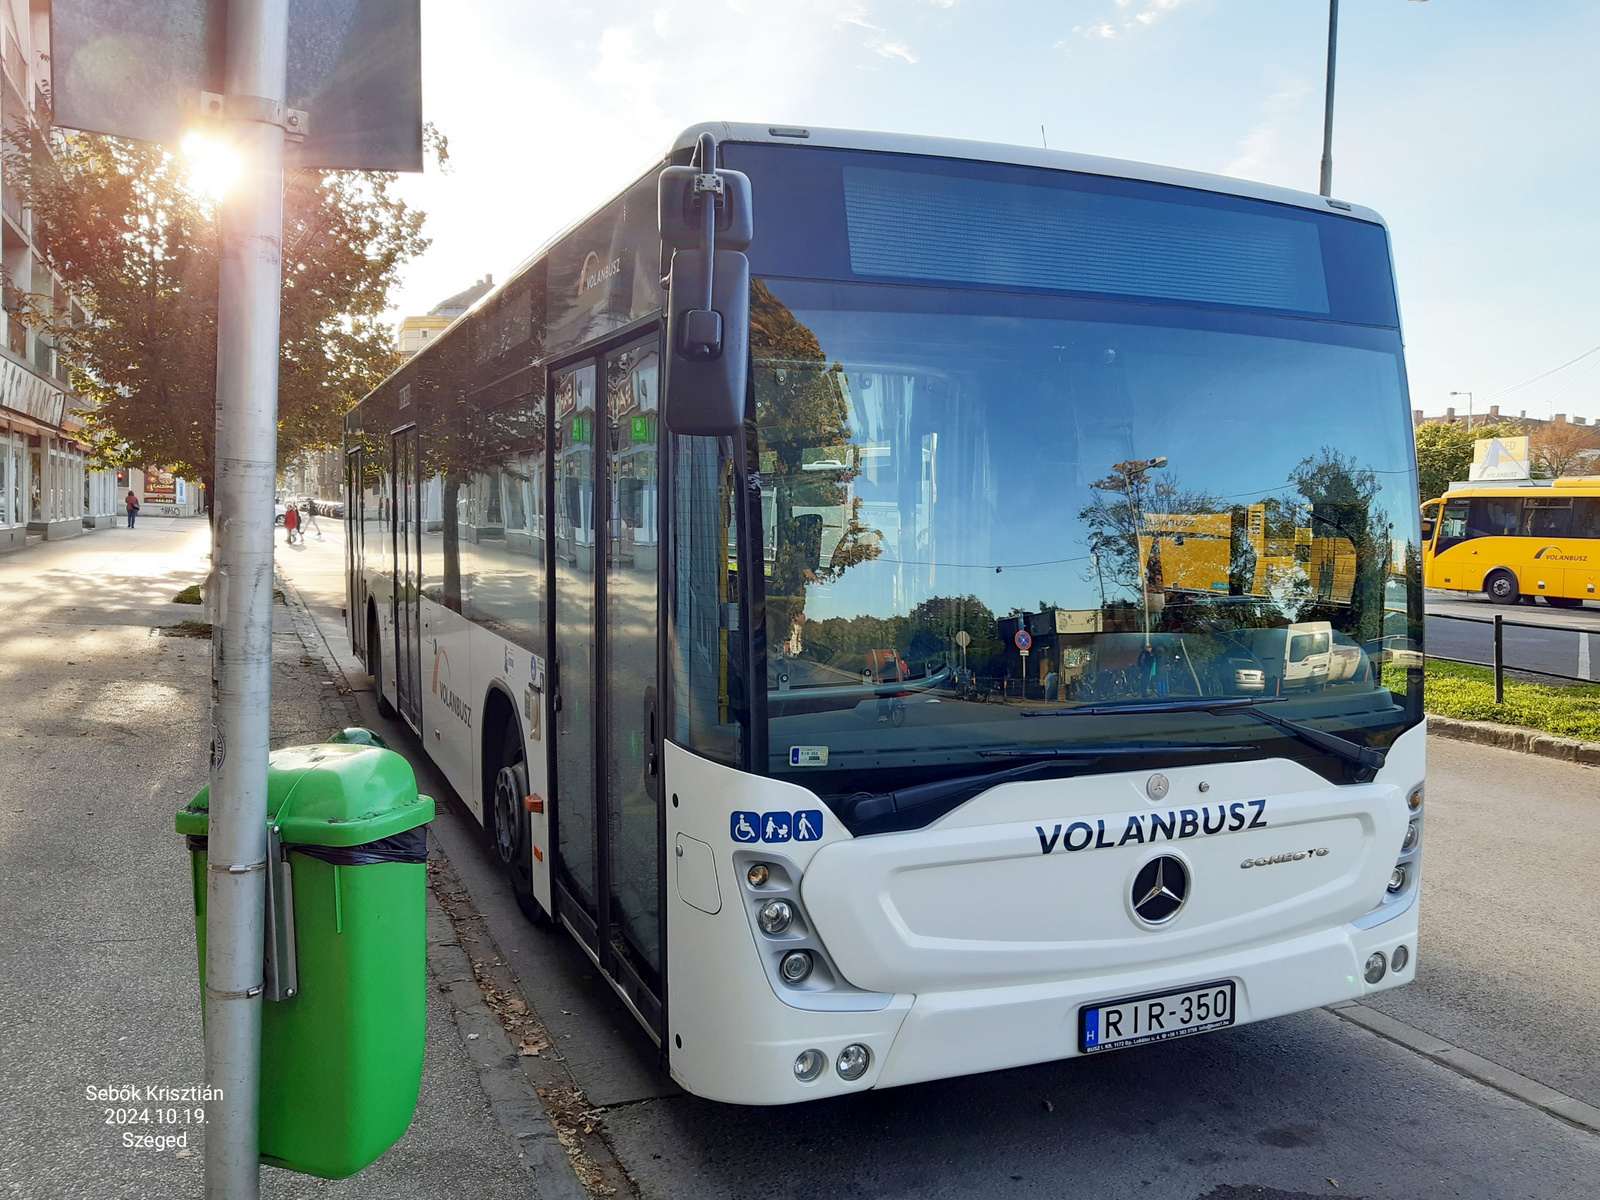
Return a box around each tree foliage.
[1530,420,1600,479]
[3,129,428,490]
[1413,420,1524,500]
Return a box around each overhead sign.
[1470,436,1531,481]
[0,358,67,426]
[50,0,423,171]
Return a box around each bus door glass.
[552,362,599,929]
[392,425,423,728]
[345,447,364,657]
[603,336,662,997]
[1435,498,1470,551]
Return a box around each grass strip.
[1384,659,1600,742]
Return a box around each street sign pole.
[205,0,290,1195]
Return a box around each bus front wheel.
[489,717,547,927]
[1485,569,1520,606]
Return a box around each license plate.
[1079,980,1235,1054]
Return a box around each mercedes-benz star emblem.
[1131,856,1189,925]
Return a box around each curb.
[427,887,591,1200]
[1428,715,1600,766]
[273,567,365,732]
[1329,1003,1600,1135]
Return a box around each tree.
[3,128,429,498]
[1413,420,1524,500]
[1530,421,1600,479]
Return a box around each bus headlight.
[758,899,794,935]
[780,951,813,985]
[793,1049,827,1082]
[1388,864,1408,894]
[836,1044,871,1081]
[1392,944,1410,972]
[1364,951,1388,984]
[1402,822,1420,853]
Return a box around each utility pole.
[205,0,290,1195]
[1319,0,1339,197]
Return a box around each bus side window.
[1436,500,1470,550]
[1576,498,1600,539]
[1468,497,1520,539]
[1523,498,1573,538]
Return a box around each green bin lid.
[175,744,434,847]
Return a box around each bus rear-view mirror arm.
[659,132,754,437]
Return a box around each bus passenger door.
[551,362,600,939]
[601,336,662,1029]
[392,425,423,729]
[345,447,365,660]
[548,335,664,1037]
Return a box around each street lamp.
[1451,391,1473,432]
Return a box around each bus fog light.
[758,899,794,935]
[1364,951,1388,984]
[1402,822,1420,853]
[793,1049,827,1082]
[780,950,813,985]
[836,1043,871,1081]
[747,863,770,888]
[1392,944,1410,972]
[1388,865,1407,893]
[1407,785,1424,811]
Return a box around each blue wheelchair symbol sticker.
[792,810,824,841]
[760,812,792,843]
[730,811,761,843]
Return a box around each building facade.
[0,3,204,551]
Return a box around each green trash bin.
[177,743,435,1180]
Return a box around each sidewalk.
[0,521,540,1198]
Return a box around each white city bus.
[344,123,1427,1105]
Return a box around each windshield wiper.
[838,743,1253,827]
[1021,696,1386,779]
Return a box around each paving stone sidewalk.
[0,521,543,1199]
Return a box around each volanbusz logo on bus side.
[1036,800,1266,855]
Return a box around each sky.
[387,0,1600,426]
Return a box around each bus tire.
[369,606,397,718]
[1484,569,1520,605]
[489,714,547,927]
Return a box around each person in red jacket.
[284,503,300,545]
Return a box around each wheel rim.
[493,760,527,867]
[1491,576,1513,598]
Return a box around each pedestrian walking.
[284,503,300,545]
[303,497,322,538]
[125,491,140,528]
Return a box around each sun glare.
[180,130,242,202]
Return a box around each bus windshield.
[749,278,1422,806]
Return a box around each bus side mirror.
[1420,519,1435,543]
[659,139,754,438]
[662,248,750,436]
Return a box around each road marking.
[1580,632,1591,681]
[1328,1002,1600,1135]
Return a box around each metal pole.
[1493,613,1504,704]
[1319,0,1339,197]
[205,1,289,1196]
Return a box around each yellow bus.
[1420,478,1600,607]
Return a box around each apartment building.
[0,1,129,550]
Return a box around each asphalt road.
[1427,591,1599,682]
[285,529,1600,1200]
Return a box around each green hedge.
[1383,659,1600,741]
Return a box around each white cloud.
[1223,79,1314,185]
[1074,0,1194,40]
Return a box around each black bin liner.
[183,825,428,865]
[287,825,428,867]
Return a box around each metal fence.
[1426,612,1597,703]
